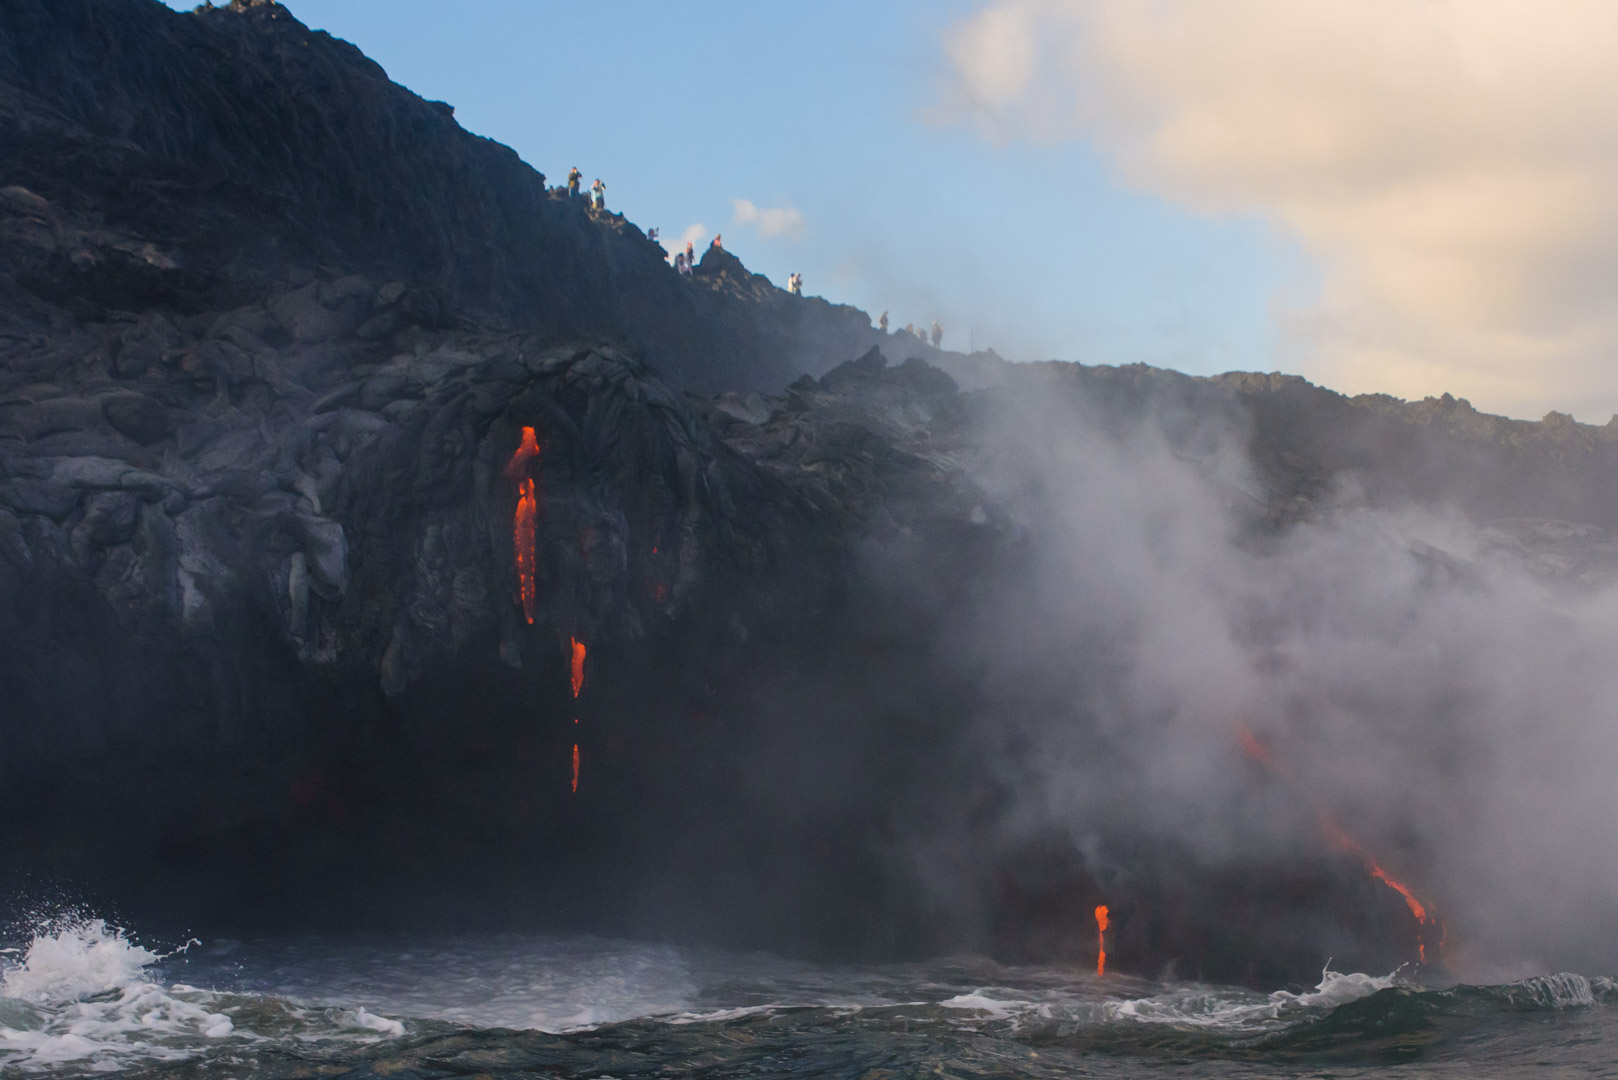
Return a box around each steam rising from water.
[924,383,1618,976]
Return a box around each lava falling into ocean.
[1237,724,1443,965]
[1095,905,1109,976]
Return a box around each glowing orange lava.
[1321,816,1439,960]
[1240,723,1442,965]
[571,743,580,794]
[570,637,586,698]
[1095,904,1109,976]
[505,425,541,477]
[514,479,537,624]
[507,427,543,625]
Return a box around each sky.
[164,1,1618,421]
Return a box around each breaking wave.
[0,916,405,1074]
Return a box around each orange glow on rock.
[514,478,537,624]
[571,743,580,794]
[1095,904,1109,976]
[570,637,586,698]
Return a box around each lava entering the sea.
[1320,817,1439,964]
[1095,904,1109,976]
[506,427,543,624]
[1238,723,1443,965]
[570,637,586,698]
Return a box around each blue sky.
[164,1,1301,377]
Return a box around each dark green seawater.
[3,920,1615,1078]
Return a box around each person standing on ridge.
[711,234,723,249]
[567,167,581,198]
[879,311,888,333]
[648,227,659,244]
[685,240,695,265]
[590,178,605,212]
[931,320,942,348]
[788,272,802,295]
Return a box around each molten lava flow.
[1095,905,1109,976]
[505,425,541,478]
[507,427,543,625]
[570,637,586,698]
[1321,815,1440,960]
[1239,723,1443,965]
[571,743,580,794]
[514,479,537,624]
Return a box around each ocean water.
[2,916,1615,1078]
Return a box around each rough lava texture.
[6,0,1618,987]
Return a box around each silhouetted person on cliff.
[879,311,888,332]
[711,234,723,249]
[674,252,688,276]
[567,167,581,198]
[590,178,605,211]
[685,240,695,264]
[931,320,942,348]
[648,227,659,243]
[788,272,802,295]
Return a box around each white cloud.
[940,0,1618,420]
[732,199,807,240]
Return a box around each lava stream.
[570,637,586,698]
[1238,724,1442,964]
[506,427,543,625]
[1095,904,1109,977]
[514,479,537,624]
[505,425,541,477]
[571,743,580,794]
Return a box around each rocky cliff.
[4,0,1618,987]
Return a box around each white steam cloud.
[927,381,1618,977]
[940,0,1618,421]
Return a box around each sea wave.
[0,917,407,1074]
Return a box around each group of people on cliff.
[562,176,941,344]
[565,167,607,213]
[672,236,720,277]
[877,311,943,348]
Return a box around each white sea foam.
[1104,966,1399,1032]
[0,918,406,1074]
